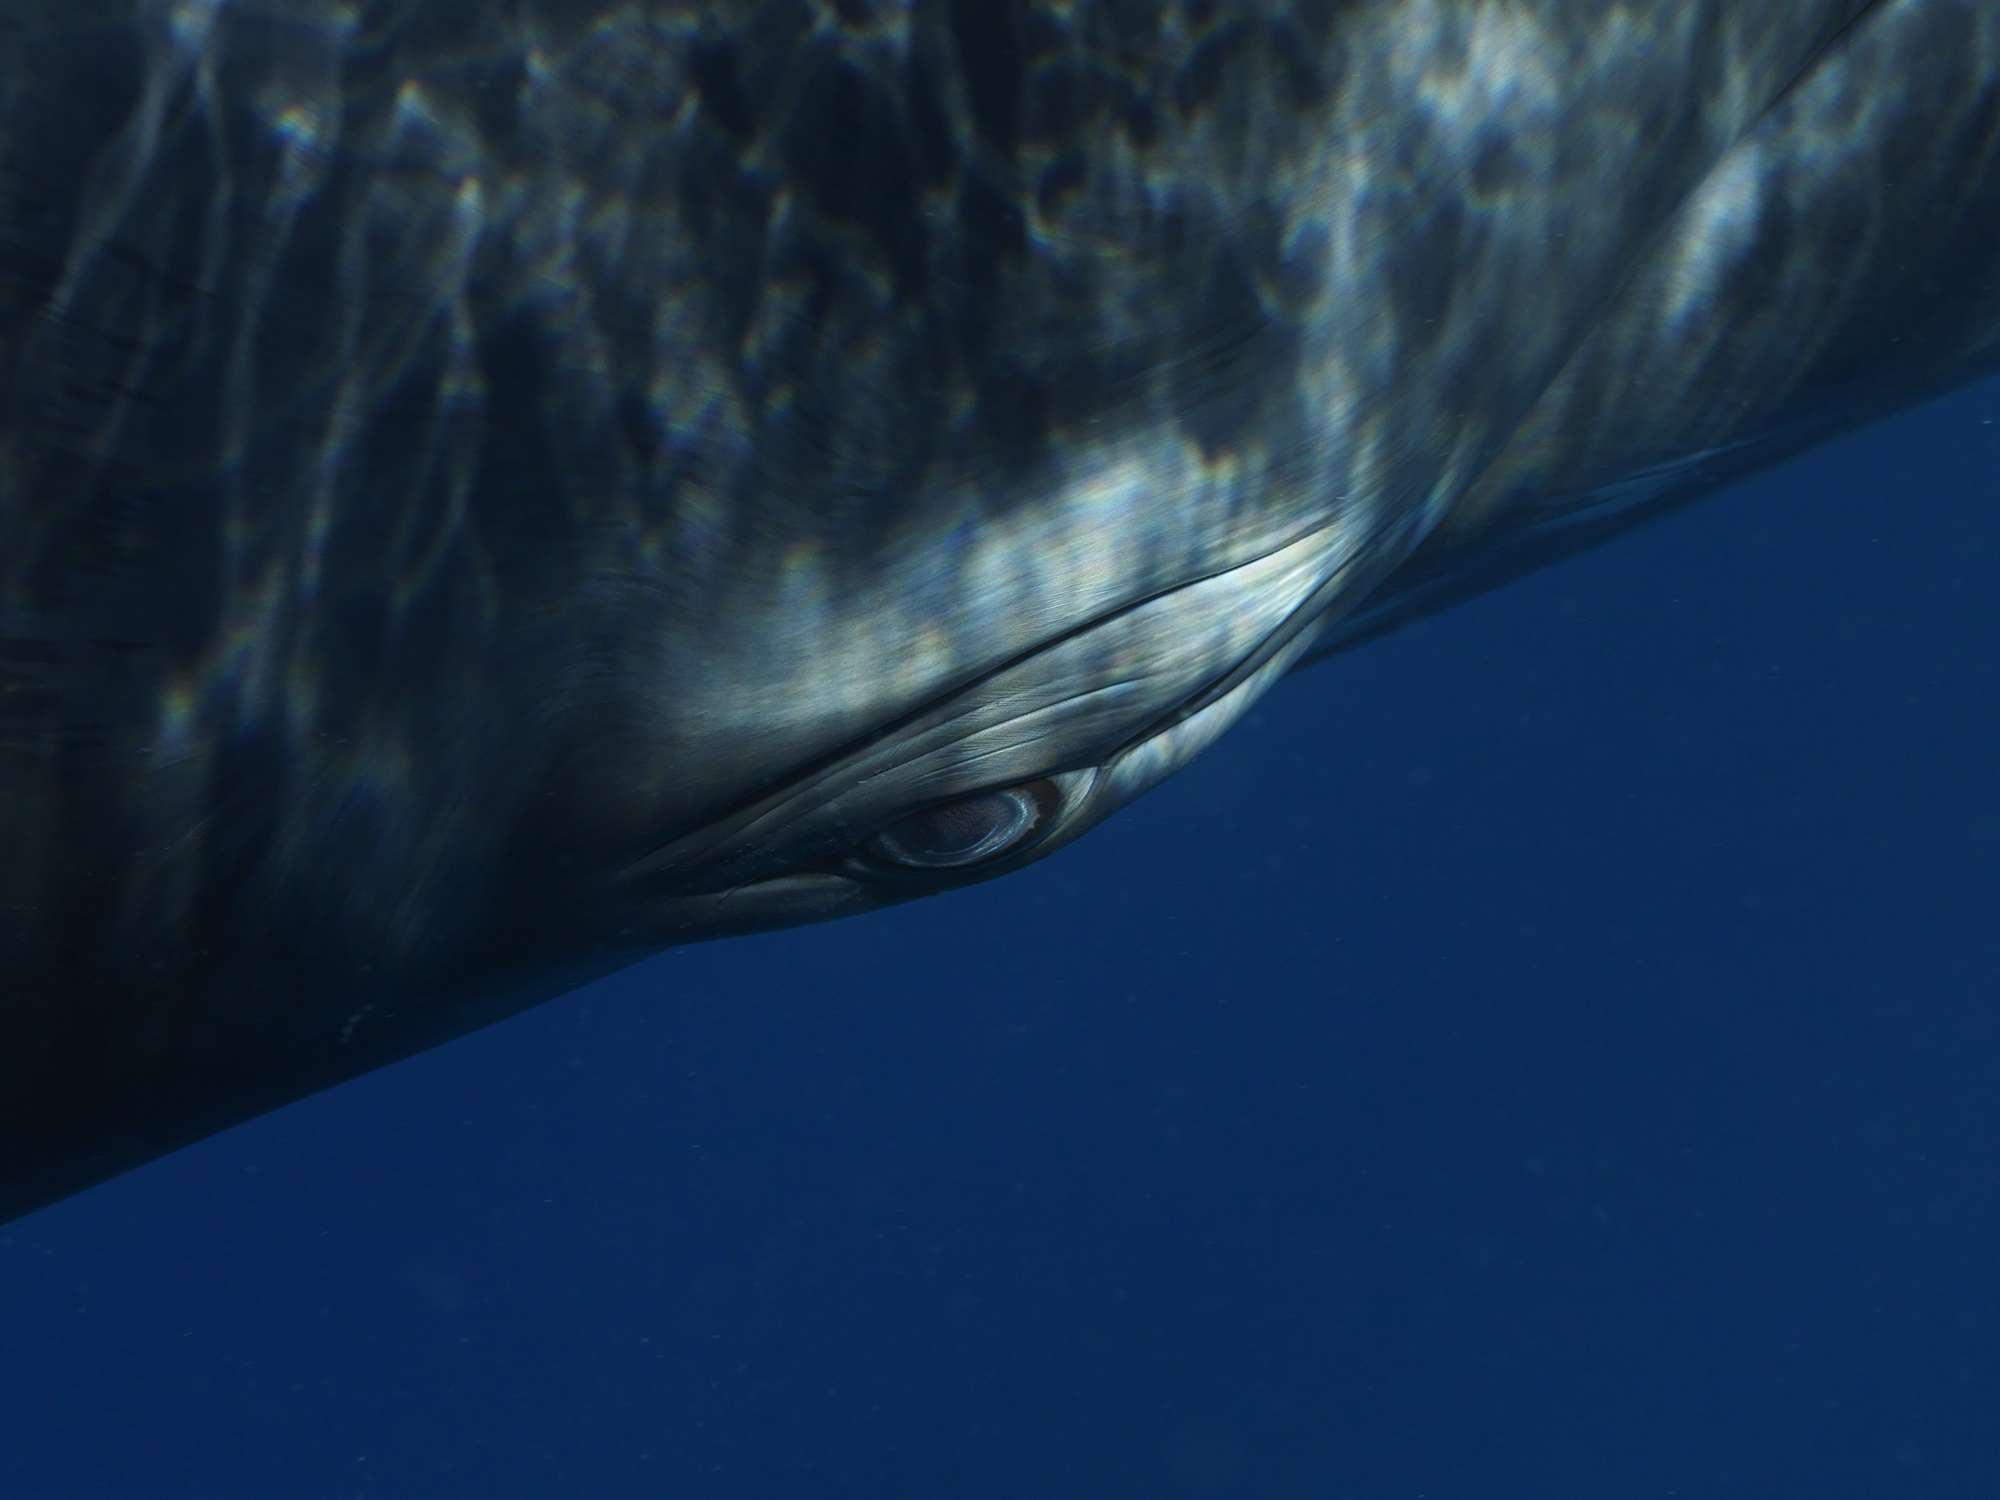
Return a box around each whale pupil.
[867,785,1048,869]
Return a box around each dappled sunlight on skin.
[22,0,1867,920]
[1319,0,2000,657]
[5,0,1998,1217]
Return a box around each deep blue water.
[4,377,1999,1498]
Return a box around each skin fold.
[1,0,1994,1221]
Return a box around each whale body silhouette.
[3,0,1998,1220]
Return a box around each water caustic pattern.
[0,0,1997,1219]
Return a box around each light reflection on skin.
[76,2,1866,943]
[4,0,1997,1217]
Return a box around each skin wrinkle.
[618,511,1348,890]
[629,505,1349,864]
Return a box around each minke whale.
[3,0,1998,1222]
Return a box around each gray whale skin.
[3,0,1998,1221]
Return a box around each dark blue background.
[4,378,1998,1499]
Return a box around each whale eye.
[864,780,1060,871]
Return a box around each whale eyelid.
[859,779,1063,873]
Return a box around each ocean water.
[2,376,1996,1498]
